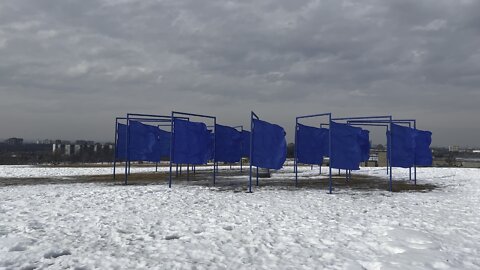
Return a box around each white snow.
[0,166,479,269]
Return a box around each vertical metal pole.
[187,163,190,181]
[294,121,298,186]
[168,113,174,188]
[408,122,412,181]
[387,126,390,175]
[389,118,393,192]
[256,166,259,186]
[180,164,182,175]
[248,112,253,193]
[213,118,216,186]
[124,115,130,185]
[328,114,332,194]
[156,162,158,172]
[175,164,178,177]
[319,163,321,175]
[193,165,196,175]
[240,126,243,173]
[414,120,417,185]
[113,118,118,180]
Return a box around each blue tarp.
[296,124,329,165]
[157,128,171,158]
[414,129,433,166]
[251,119,287,170]
[320,128,330,157]
[207,130,214,161]
[215,124,242,163]
[358,129,371,162]
[116,123,127,159]
[388,123,416,168]
[116,122,170,161]
[330,121,362,170]
[128,121,163,162]
[172,119,210,165]
[241,130,251,157]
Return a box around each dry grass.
[0,169,437,193]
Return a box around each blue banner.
[330,121,362,170]
[241,130,251,158]
[116,123,127,159]
[414,129,433,166]
[158,128,171,158]
[251,119,287,170]
[388,124,415,168]
[128,121,164,162]
[215,124,242,163]
[358,129,371,162]
[296,124,328,165]
[172,119,210,165]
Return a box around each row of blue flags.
[116,119,431,170]
[296,122,371,170]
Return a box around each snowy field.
[1,166,479,269]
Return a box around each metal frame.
[248,111,259,193]
[169,111,217,188]
[294,113,333,194]
[115,113,184,185]
[232,125,244,172]
[348,118,418,185]
[331,115,394,191]
[114,117,173,180]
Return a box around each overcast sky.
[1,0,479,146]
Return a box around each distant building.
[94,143,104,153]
[65,145,73,156]
[75,140,94,145]
[74,145,82,155]
[449,145,460,152]
[36,139,53,144]
[5,138,23,145]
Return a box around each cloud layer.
[1,0,479,146]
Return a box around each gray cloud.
[0,0,479,146]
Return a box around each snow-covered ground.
[0,166,479,269]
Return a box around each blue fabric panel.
[204,130,214,161]
[388,124,415,168]
[414,129,433,166]
[116,123,127,159]
[296,124,328,165]
[172,119,210,165]
[158,128,171,158]
[358,129,371,162]
[320,128,330,157]
[128,121,163,162]
[215,124,242,163]
[241,130,251,158]
[251,119,287,170]
[330,121,362,170]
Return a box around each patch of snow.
[0,166,478,269]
